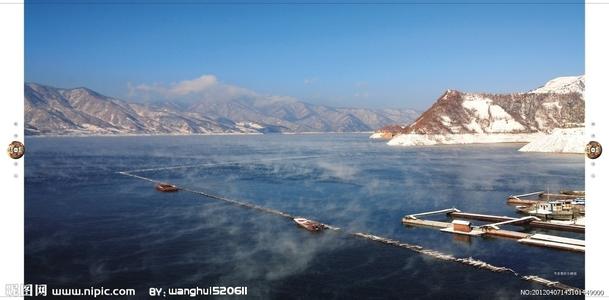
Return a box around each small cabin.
[452,220,472,233]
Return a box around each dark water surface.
[25,134,584,299]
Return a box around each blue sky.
[25,0,584,109]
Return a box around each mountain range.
[25,83,419,136]
[25,75,584,137]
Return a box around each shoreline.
[25,131,374,138]
[386,132,544,147]
[376,129,585,154]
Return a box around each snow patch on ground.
[369,132,387,139]
[440,115,452,127]
[387,133,543,146]
[462,95,491,119]
[542,101,562,111]
[464,119,483,133]
[461,94,525,133]
[235,121,267,133]
[518,127,585,153]
[236,121,265,130]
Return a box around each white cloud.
[127,74,296,105]
[128,74,255,103]
[129,74,219,98]
[171,74,218,96]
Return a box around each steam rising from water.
[25,134,584,298]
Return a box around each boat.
[293,217,324,232]
[516,201,580,220]
[572,198,585,215]
[156,183,178,192]
[507,190,585,207]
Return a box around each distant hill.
[25,82,419,136]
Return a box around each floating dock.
[448,211,585,233]
[403,208,585,253]
[404,218,529,239]
[518,234,585,252]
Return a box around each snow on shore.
[370,132,391,139]
[386,128,586,153]
[387,133,543,146]
[518,128,585,153]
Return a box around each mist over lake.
[25,134,584,299]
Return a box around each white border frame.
[0,0,24,299]
[0,0,607,298]
[585,0,609,296]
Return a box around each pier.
[403,208,460,220]
[402,208,585,253]
[519,234,585,252]
[403,217,529,239]
[448,211,585,233]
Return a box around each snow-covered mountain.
[381,75,585,149]
[25,83,419,135]
[375,76,584,141]
[404,90,583,135]
[25,83,246,135]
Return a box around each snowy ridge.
[518,127,585,153]
[529,75,585,94]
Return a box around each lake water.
[25,134,585,299]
